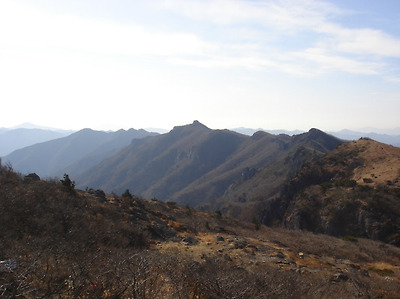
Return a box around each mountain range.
[232,127,400,147]
[2,123,399,158]
[328,129,400,147]
[2,121,400,245]
[4,128,157,178]
[72,122,342,210]
[0,127,73,156]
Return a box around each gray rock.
[216,235,225,242]
[24,173,40,182]
[182,234,199,245]
[331,273,349,282]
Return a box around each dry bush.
[2,163,400,298]
[247,226,400,265]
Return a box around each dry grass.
[2,160,400,298]
[342,139,400,186]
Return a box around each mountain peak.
[308,128,324,134]
[171,120,210,133]
[191,120,208,128]
[306,128,336,141]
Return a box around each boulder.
[24,173,40,182]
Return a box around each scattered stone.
[247,244,258,251]
[331,273,349,282]
[270,251,285,259]
[148,222,177,241]
[182,234,199,245]
[233,240,247,249]
[277,252,285,259]
[298,252,304,258]
[88,189,107,202]
[276,260,295,266]
[224,254,232,262]
[0,259,17,272]
[348,263,361,270]
[361,269,370,277]
[272,240,288,248]
[291,268,305,274]
[216,235,225,242]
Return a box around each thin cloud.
[161,0,339,31]
[160,0,400,76]
[317,24,400,58]
[1,0,399,78]
[168,56,275,70]
[289,48,383,75]
[169,54,315,77]
[386,77,400,84]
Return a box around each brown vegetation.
[265,139,400,246]
[1,159,400,298]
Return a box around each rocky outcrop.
[276,139,400,246]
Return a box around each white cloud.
[1,0,399,78]
[161,0,400,75]
[289,48,383,75]
[317,24,400,58]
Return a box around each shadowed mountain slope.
[77,122,343,210]
[76,121,248,198]
[261,138,400,245]
[4,128,156,178]
[173,128,344,209]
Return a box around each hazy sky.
[1,0,400,132]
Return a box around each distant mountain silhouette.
[0,128,72,157]
[329,129,400,147]
[233,127,400,147]
[8,122,74,133]
[232,127,304,136]
[4,128,157,178]
[77,122,343,210]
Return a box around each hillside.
[76,121,247,197]
[269,138,400,246]
[1,160,400,298]
[174,128,343,209]
[4,128,157,178]
[77,122,343,209]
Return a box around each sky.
[1,0,400,133]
